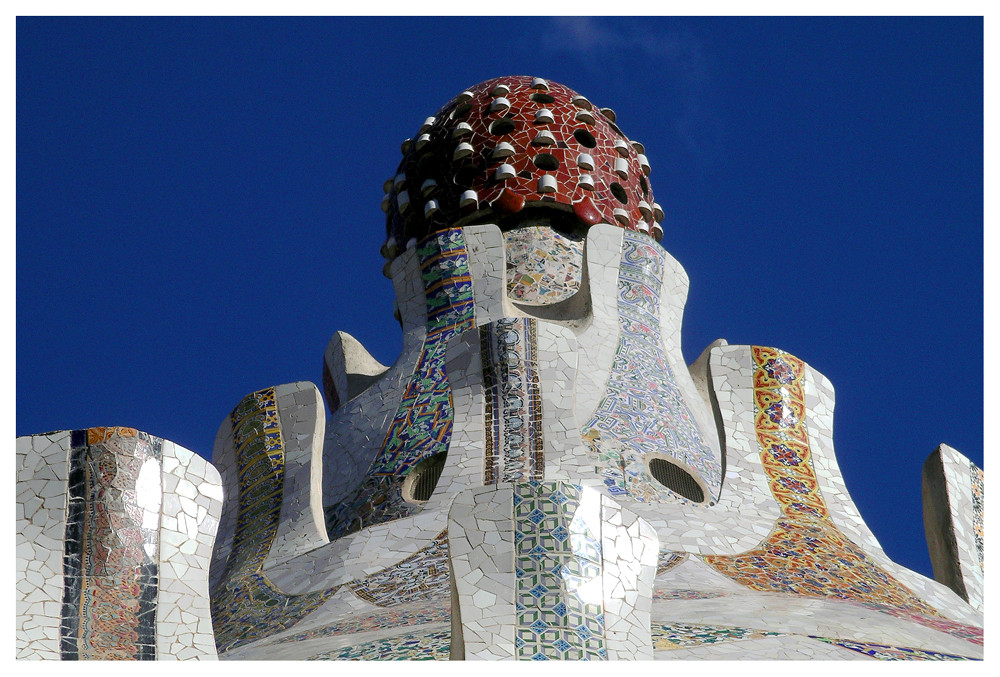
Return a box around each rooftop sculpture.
[16,76,983,661]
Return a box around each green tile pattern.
[514,482,606,660]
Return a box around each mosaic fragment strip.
[703,347,938,616]
[61,427,160,660]
[210,388,338,654]
[349,531,451,606]
[481,317,544,484]
[276,601,450,644]
[652,588,725,601]
[809,636,979,661]
[651,621,783,650]
[326,228,476,537]
[306,629,451,660]
[504,225,584,306]
[514,482,607,661]
[582,230,719,503]
[856,601,983,646]
[971,461,983,569]
[656,551,686,575]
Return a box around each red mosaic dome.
[381,76,664,254]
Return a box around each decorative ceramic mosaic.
[809,637,978,661]
[583,229,720,503]
[856,601,983,645]
[651,621,783,650]
[275,601,450,644]
[656,551,687,575]
[383,76,663,249]
[504,225,584,305]
[514,482,607,660]
[326,228,476,537]
[16,74,986,663]
[703,348,939,615]
[448,481,655,661]
[652,588,726,601]
[307,629,451,660]
[61,427,160,660]
[971,461,983,569]
[481,317,544,484]
[210,388,338,654]
[349,530,451,606]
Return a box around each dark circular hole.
[608,121,624,136]
[454,166,477,188]
[490,118,516,135]
[415,154,436,176]
[407,453,447,502]
[530,92,555,104]
[573,129,597,148]
[639,176,650,198]
[451,103,472,120]
[609,182,628,204]
[648,458,705,503]
[533,154,559,171]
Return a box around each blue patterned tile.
[529,584,548,599]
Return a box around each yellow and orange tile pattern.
[704,347,938,616]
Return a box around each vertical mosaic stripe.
[481,317,544,485]
[582,230,719,503]
[326,228,476,537]
[61,427,160,660]
[970,461,983,570]
[514,482,607,660]
[703,347,939,616]
[210,388,338,654]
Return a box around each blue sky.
[16,16,983,581]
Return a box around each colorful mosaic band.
[276,601,450,644]
[210,388,338,653]
[809,637,978,661]
[349,531,451,606]
[482,317,545,484]
[651,621,782,650]
[656,551,687,575]
[652,589,725,601]
[648,621,979,660]
[514,482,607,661]
[307,629,452,660]
[61,427,160,660]
[855,600,983,645]
[584,230,719,503]
[327,228,476,538]
[703,348,938,616]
